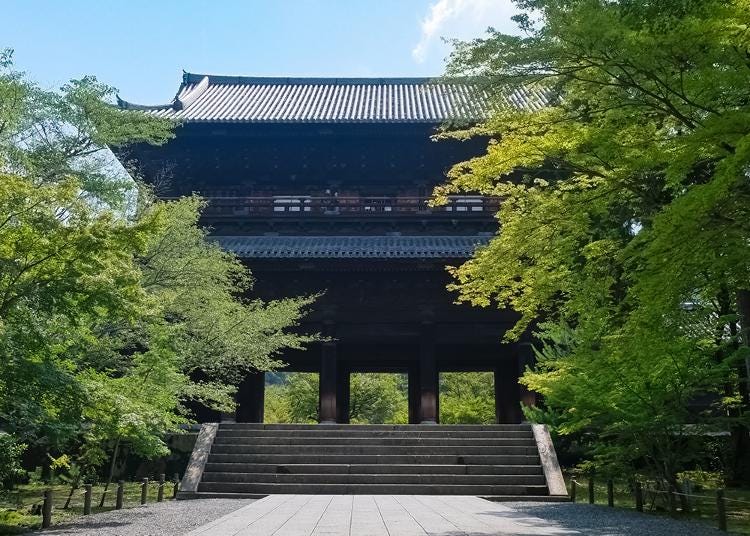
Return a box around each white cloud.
[412,0,519,64]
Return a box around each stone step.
[177,491,267,500]
[219,423,531,432]
[212,436,537,447]
[178,491,566,502]
[206,453,541,465]
[200,472,547,485]
[214,429,534,439]
[210,444,539,456]
[196,482,550,495]
[480,495,570,503]
[202,463,544,475]
[179,423,566,500]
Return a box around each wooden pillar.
[337,365,350,424]
[518,341,537,412]
[494,358,522,424]
[419,324,438,424]
[319,342,338,424]
[235,371,265,423]
[408,364,421,424]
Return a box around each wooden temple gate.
[117,74,543,425]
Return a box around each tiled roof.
[117,73,551,123]
[214,235,491,259]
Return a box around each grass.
[566,475,750,535]
[0,480,177,535]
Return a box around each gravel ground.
[31,499,253,536]
[508,502,722,535]
[27,498,725,535]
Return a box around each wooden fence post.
[607,479,614,507]
[83,484,92,515]
[635,481,644,512]
[116,481,124,509]
[570,479,576,502]
[683,480,693,513]
[42,489,53,528]
[140,478,148,505]
[173,473,180,499]
[157,474,165,502]
[588,477,595,504]
[717,489,727,532]
[667,489,677,516]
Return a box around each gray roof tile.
[214,235,491,259]
[118,73,550,123]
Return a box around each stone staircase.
[178,423,568,501]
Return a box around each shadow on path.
[482,502,722,536]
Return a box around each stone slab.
[532,424,568,497]
[180,423,218,494]
[182,494,579,536]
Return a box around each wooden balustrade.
[160,196,502,216]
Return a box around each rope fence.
[568,476,750,533]
[27,473,181,528]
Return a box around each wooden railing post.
[635,481,644,512]
[570,479,576,502]
[667,488,677,516]
[157,474,165,502]
[116,481,124,509]
[717,489,727,531]
[683,479,693,513]
[173,473,180,499]
[140,478,148,505]
[607,479,614,507]
[83,484,92,515]
[42,489,53,528]
[588,477,595,504]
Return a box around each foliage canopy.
[440,0,750,483]
[0,50,315,479]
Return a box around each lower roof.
[214,235,491,259]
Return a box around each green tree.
[438,0,750,484]
[440,373,495,424]
[0,50,315,486]
[274,372,408,424]
[264,384,293,424]
[348,373,408,424]
[286,373,320,424]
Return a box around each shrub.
[0,433,27,489]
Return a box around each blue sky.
[4,0,519,104]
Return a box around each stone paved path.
[183,495,721,536]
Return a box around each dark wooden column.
[408,364,421,424]
[494,359,522,424]
[337,365,350,424]
[319,342,338,424]
[518,341,537,411]
[419,324,439,424]
[235,371,265,423]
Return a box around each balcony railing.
[165,196,502,217]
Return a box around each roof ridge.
[183,72,467,86]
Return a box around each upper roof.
[117,72,550,124]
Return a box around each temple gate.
[118,74,542,424]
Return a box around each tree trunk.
[99,438,120,508]
[732,289,750,484]
[63,485,77,509]
[737,290,750,391]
